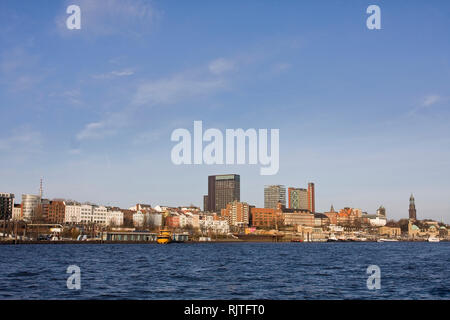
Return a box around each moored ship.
[157,228,172,244]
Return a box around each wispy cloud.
[208,58,235,75]
[132,74,226,106]
[92,69,135,80]
[408,94,445,116]
[422,94,441,107]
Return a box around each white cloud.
[422,94,441,107]
[92,69,135,79]
[208,58,235,75]
[133,74,225,106]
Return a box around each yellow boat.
[156,228,172,244]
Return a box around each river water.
[0,242,448,299]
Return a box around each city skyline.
[0,1,449,223]
[2,177,446,223]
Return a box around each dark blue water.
[0,242,449,299]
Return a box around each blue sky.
[0,0,449,222]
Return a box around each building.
[203,195,208,212]
[107,210,124,227]
[251,207,281,228]
[47,200,66,224]
[307,182,315,213]
[264,185,286,209]
[288,187,307,210]
[324,205,337,225]
[283,211,315,227]
[206,174,240,212]
[12,204,21,220]
[221,201,250,227]
[128,204,152,212]
[379,226,401,238]
[0,193,14,222]
[21,194,41,221]
[65,203,81,224]
[198,214,229,234]
[409,194,417,220]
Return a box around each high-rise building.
[307,182,315,213]
[203,195,208,212]
[21,194,41,222]
[0,193,14,222]
[206,174,240,212]
[221,201,250,227]
[288,188,308,210]
[264,185,286,209]
[409,194,417,220]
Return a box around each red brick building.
[47,200,66,224]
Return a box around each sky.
[0,0,449,222]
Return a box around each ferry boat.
[428,236,440,243]
[156,228,172,244]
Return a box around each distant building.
[288,187,307,210]
[324,205,337,225]
[0,193,14,222]
[128,204,152,212]
[250,207,280,228]
[221,201,250,227]
[206,174,240,212]
[203,195,208,212]
[65,203,81,224]
[12,204,21,221]
[21,194,41,221]
[264,185,286,209]
[409,194,417,220]
[307,182,315,213]
[47,200,66,224]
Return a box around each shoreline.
[0,239,445,245]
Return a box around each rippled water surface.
[0,242,449,299]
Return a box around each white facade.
[12,205,21,221]
[65,205,81,224]
[66,204,123,226]
[133,211,162,228]
[107,210,124,227]
[199,215,230,234]
[369,216,387,227]
[133,211,145,227]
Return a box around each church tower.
[409,194,417,220]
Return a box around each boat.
[428,236,440,243]
[156,228,172,244]
[291,239,303,242]
[377,238,399,242]
[327,233,338,242]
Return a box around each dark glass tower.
[207,174,240,212]
[409,194,417,220]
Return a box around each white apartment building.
[107,210,124,227]
[65,204,123,226]
[65,204,81,224]
[132,211,162,228]
[199,215,230,234]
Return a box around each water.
[0,242,448,299]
